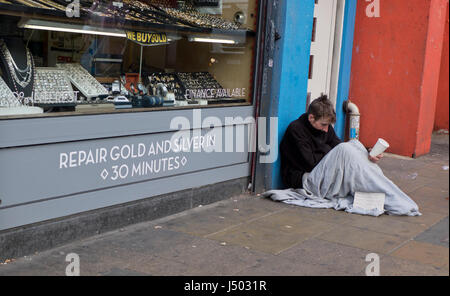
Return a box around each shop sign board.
[0,126,250,209]
[125,31,169,46]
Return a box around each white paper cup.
[370,138,390,157]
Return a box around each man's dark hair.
[307,94,336,123]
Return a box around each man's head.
[307,95,336,133]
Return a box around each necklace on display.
[0,76,22,107]
[0,39,33,90]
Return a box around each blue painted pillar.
[269,0,315,189]
[270,0,357,189]
[334,0,357,140]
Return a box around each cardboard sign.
[353,192,385,212]
[126,31,169,46]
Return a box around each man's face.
[308,114,331,133]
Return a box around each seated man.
[265,95,421,216]
[280,95,382,189]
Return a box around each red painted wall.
[349,0,448,157]
[415,0,449,155]
[434,4,449,131]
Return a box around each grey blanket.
[263,140,421,216]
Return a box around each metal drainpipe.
[343,100,360,140]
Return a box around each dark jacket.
[280,113,342,188]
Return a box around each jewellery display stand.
[0,38,35,98]
[147,73,204,107]
[0,105,44,116]
[0,40,43,116]
[177,71,223,92]
[147,73,185,101]
[56,63,109,99]
[34,67,76,106]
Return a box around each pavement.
[0,134,448,276]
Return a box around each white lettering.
[65,253,80,276]
[138,143,146,157]
[59,153,68,169]
[174,156,180,170]
[78,150,86,166]
[132,162,142,176]
[86,150,95,165]
[366,0,380,18]
[258,117,278,164]
[164,140,172,154]
[121,145,131,160]
[148,143,155,156]
[110,146,120,161]
[156,141,164,155]
[365,253,380,276]
[69,151,77,168]
[65,0,80,18]
[100,148,108,163]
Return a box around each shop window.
[0,0,258,118]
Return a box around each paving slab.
[378,157,424,172]
[243,209,337,238]
[0,259,56,276]
[318,225,407,254]
[205,223,312,255]
[409,187,449,215]
[160,197,285,237]
[234,252,346,276]
[390,240,449,268]
[277,238,369,275]
[377,255,449,276]
[123,255,201,276]
[411,185,450,200]
[343,213,429,239]
[389,175,436,195]
[421,162,450,174]
[427,179,450,192]
[414,217,449,247]
[31,238,145,276]
[154,237,268,275]
[206,210,336,254]
[105,227,199,255]
[279,206,357,225]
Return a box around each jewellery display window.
[0,0,260,118]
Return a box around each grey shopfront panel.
[0,106,254,230]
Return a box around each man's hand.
[368,148,383,163]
